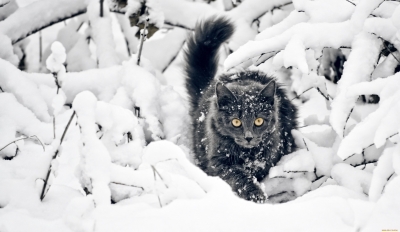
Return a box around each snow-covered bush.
[0,0,400,231]
[224,0,400,206]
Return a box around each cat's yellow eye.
[254,118,264,126]
[231,119,242,127]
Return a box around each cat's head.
[214,80,276,149]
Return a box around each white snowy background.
[1,0,400,231]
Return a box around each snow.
[88,0,120,68]
[73,91,112,206]
[1,0,400,231]
[0,33,18,66]
[142,27,186,71]
[303,0,354,23]
[330,32,382,138]
[256,11,309,41]
[331,163,372,195]
[224,20,357,70]
[46,41,66,73]
[0,0,87,43]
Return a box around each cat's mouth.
[235,139,261,148]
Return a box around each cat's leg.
[208,157,267,203]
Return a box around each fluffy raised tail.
[184,16,234,108]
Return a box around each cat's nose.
[245,131,253,142]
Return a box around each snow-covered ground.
[1,0,400,231]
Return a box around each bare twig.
[381,172,395,194]
[40,111,76,201]
[352,159,378,168]
[53,117,56,139]
[0,1,9,7]
[343,96,361,138]
[53,72,61,94]
[162,40,186,73]
[302,138,309,151]
[252,2,293,24]
[110,182,144,191]
[344,0,378,17]
[164,21,193,31]
[100,0,104,17]
[39,31,42,63]
[0,135,45,152]
[344,132,399,162]
[151,166,163,208]
[290,87,313,101]
[137,9,149,66]
[316,87,331,100]
[151,165,169,188]
[382,39,400,64]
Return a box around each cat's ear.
[216,82,236,109]
[259,80,276,105]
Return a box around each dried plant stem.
[110,182,144,191]
[0,135,45,152]
[345,132,399,162]
[152,166,163,208]
[40,111,76,201]
[302,138,309,151]
[53,117,56,139]
[100,0,104,17]
[343,96,360,138]
[0,1,10,7]
[39,31,42,63]
[137,10,149,66]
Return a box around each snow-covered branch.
[0,0,88,44]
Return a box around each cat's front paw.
[238,184,267,203]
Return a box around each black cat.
[184,16,298,203]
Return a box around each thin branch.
[254,51,277,67]
[312,174,325,183]
[344,0,378,17]
[302,138,309,151]
[316,87,331,100]
[343,96,360,138]
[351,159,377,168]
[0,1,9,7]
[382,39,400,64]
[53,72,61,94]
[252,2,293,24]
[53,117,56,139]
[100,0,104,17]
[290,87,313,101]
[0,86,4,92]
[110,182,144,191]
[151,165,169,188]
[151,166,163,208]
[344,132,399,162]
[162,40,186,73]
[0,135,45,152]
[41,111,76,201]
[39,31,43,63]
[137,8,149,66]
[164,21,193,31]
[381,172,395,194]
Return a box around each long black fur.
[185,16,234,109]
[185,17,298,203]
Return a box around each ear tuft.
[259,80,276,105]
[216,82,236,109]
